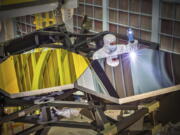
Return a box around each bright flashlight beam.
[129,51,136,62]
[128,31,133,34]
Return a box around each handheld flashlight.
[127,28,134,43]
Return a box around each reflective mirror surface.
[78,48,180,98]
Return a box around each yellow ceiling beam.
[0,0,35,6]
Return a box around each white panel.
[0,3,58,19]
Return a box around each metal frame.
[0,84,151,135]
[0,75,165,135]
[0,23,159,64]
[102,0,109,31]
[0,66,171,135]
[0,24,171,135]
[151,0,160,43]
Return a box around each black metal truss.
[0,24,159,64]
[0,23,161,135]
[91,60,119,98]
[0,86,152,135]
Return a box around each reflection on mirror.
[78,47,180,98]
[0,49,89,94]
[92,33,139,68]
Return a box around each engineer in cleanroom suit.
[92,33,139,67]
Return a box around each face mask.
[104,45,117,54]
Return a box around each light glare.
[128,31,133,34]
[129,51,136,62]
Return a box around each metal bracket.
[138,101,160,113]
[34,97,55,105]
